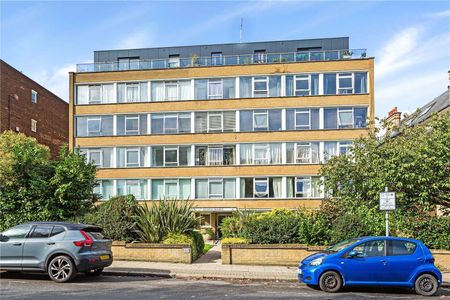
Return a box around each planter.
[112,241,193,264]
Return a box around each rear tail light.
[73,230,94,247]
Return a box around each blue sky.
[1,0,449,118]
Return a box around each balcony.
[76,49,367,73]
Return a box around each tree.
[321,112,450,214]
[0,131,98,230]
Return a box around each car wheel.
[85,268,104,276]
[414,274,438,296]
[48,255,76,283]
[319,271,342,293]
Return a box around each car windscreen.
[325,238,361,253]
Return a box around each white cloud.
[427,9,450,19]
[117,28,155,49]
[31,64,76,102]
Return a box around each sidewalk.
[104,243,450,286]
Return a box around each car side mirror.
[0,233,5,242]
[348,250,363,258]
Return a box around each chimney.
[448,70,450,90]
[386,107,402,129]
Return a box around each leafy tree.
[321,113,450,214]
[0,131,98,231]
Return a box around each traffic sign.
[380,192,396,210]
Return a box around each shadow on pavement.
[0,271,166,283]
[340,285,450,297]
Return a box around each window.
[168,55,180,68]
[323,142,337,162]
[88,150,102,167]
[351,240,385,258]
[95,180,114,200]
[208,79,223,99]
[354,72,368,94]
[295,143,319,164]
[195,111,235,133]
[117,179,148,200]
[286,109,319,130]
[339,141,352,155]
[151,80,190,101]
[199,214,211,227]
[388,240,417,256]
[125,115,139,135]
[118,57,140,70]
[30,226,52,238]
[118,82,147,103]
[116,114,147,136]
[31,119,37,132]
[31,90,38,103]
[80,148,113,168]
[253,111,268,130]
[324,107,367,129]
[1,225,32,239]
[241,177,282,198]
[76,116,113,137]
[254,50,267,63]
[324,73,337,95]
[151,113,191,134]
[152,179,190,200]
[208,113,222,132]
[338,73,354,94]
[195,178,236,199]
[165,81,178,101]
[287,177,321,198]
[240,110,281,132]
[77,84,114,104]
[87,117,101,135]
[254,178,269,198]
[90,85,102,104]
[254,144,269,164]
[338,108,353,128]
[286,74,320,96]
[125,148,140,167]
[151,146,191,167]
[208,147,223,165]
[50,226,65,237]
[253,76,268,97]
[211,52,223,65]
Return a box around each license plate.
[100,255,110,260]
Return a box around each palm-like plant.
[134,198,200,243]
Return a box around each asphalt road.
[1,272,449,299]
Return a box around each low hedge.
[222,237,249,244]
[162,231,205,260]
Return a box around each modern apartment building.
[70,37,374,233]
[1,59,69,157]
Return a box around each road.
[1,272,449,299]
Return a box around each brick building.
[0,60,69,157]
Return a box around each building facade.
[70,38,374,233]
[0,60,69,157]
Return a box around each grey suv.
[0,222,113,283]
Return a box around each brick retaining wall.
[112,241,192,264]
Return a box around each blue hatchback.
[298,236,442,296]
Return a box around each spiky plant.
[134,198,200,243]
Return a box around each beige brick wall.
[223,244,450,270]
[112,242,192,264]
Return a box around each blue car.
[298,236,442,296]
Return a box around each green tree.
[321,113,450,214]
[0,131,98,230]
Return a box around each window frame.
[295,109,311,130]
[294,75,311,96]
[296,143,312,164]
[164,147,179,166]
[89,85,102,104]
[337,73,354,94]
[87,117,102,135]
[254,144,270,164]
[164,114,179,133]
[252,76,269,97]
[254,177,269,198]
[208,147,224,166]
[87,149,103,167]
[31,119,37,132]
[208,178,224,199]
[295,177,312,198]
[207,79,223,99]
[208,112,223,132]
[125,148,140,168]
[165,81,179,101]
[31,90,38,103]
[125,83,140,102]
[125,179,141,199]
[125,115,140,135]
[253,111,269,130]
[338,108,354,129]
[211,52,223,66]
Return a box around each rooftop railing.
[76,49,367,73]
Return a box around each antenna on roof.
[240,17,243,43]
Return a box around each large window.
[324,72,368,95]
[240,143,282,165]
[75,115,113,137]
[286,74,319,96]
[195,145,235,166]
[80,148,113,168]
[117,82,148,103]
[323,141,352,162]
[151,80,191,101]
[194,111,236,133]
[240,177,282,198]
[94,180,114,200]
[195,178,236,199]
[286,142,320,164]
[116,147,148,168]
[151,146,191,167]
[151,179,191,200]
[151,113,191,134]
[76,84,115,105]
[239,76,281,98]
[286,109,320,130]
[117,179,148,200]
[324,107,367,129]
[286,177,321,198]
[117,114,148,135]
[239,110,282,132]
[194,78,236,100]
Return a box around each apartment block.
[0,60,69,157]
[70,37,374,233]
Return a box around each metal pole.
[385,187,389,236]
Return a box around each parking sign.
[379,192,396,210]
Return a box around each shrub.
[221,209,254,238]
[80,195,138,242]
[221,237,249,244]
[134,198,200,243]
[242,209,301,244]
[162,231,205,260]
[298,210,331,246]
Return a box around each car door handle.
[417,258,424,262]
[12,243,22,246]
[47,242,55,245]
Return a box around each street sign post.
[380,189,396,236]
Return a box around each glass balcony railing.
[76,49,367,73]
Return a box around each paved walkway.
[105,243,450,285]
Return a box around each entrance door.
[216,214,230,239]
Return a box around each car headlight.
[309,257,323,266]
